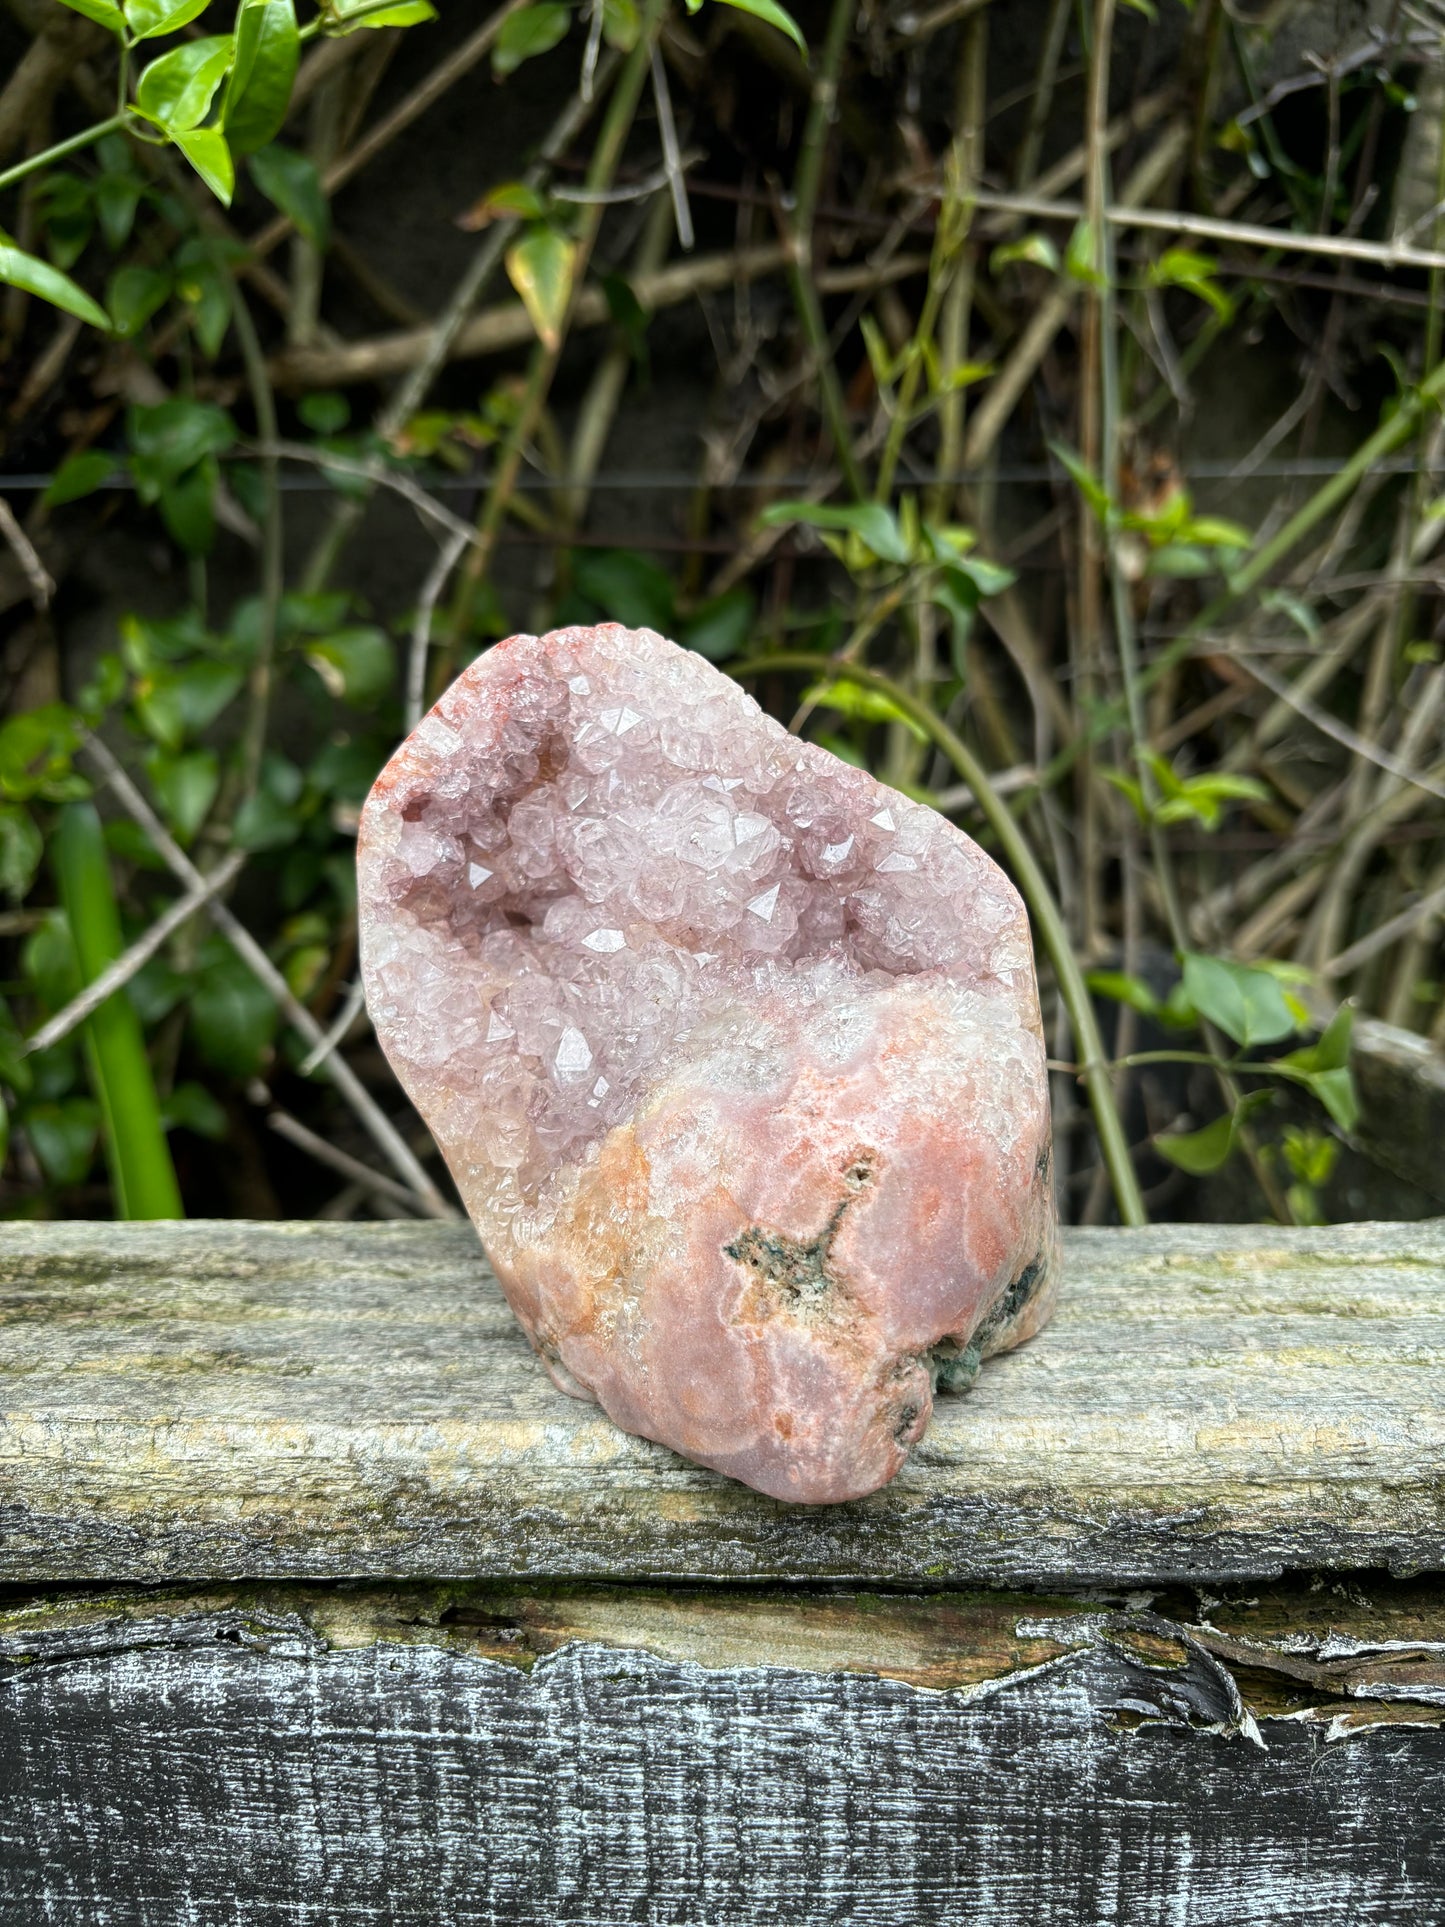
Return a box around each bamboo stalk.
[51,803,183,1221]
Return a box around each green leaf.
[1181,514,1252,550]
[1260,589,1320,640]
[232,590,347,657]
[281,591,352,637]
[1281,1124,1338,1190]
[53,0,125,31]
[492,2,571,74]
[601,0,639,49]
[183,269,232,357]
[1299,1067,1358,1132]
[223,0,299,156]
[231,752,305,853]
[1123,757,1270,832]
[460,180,550,229]
[25,1096,101,1188]
[0,804,42,900]
[95,169,144,252]
[129,397,237,490]
[1180,952,1299,1050]
[0,704,82,803]
[990,233,1060,276]
[284,942,329,999]
[107,263,172,337]
[804,679,928,743]
[38,172,94,270]
[174,237,235,356]
[126,0,215,37]
[1064,219,1107,289]
[158,454,220,551]
[1270,1006,1359,1132]
[1050,442,1110,518]
[757,500,912,567]
[328,0,435,25]
[298,391,350,434]
[0,1009,33,1099]
[42,450,119,509]
[190,950,277,1077]
[175,660,245,733]
[173,127,236,205]
[930,566,979,651]
[1103,767,1146,821]
[1086,969,1161,1021]
[304,626,395,706]
[0,231,109,331]
[951,553,1015,597]
[505,225,575,351]
[132,683,182,752]
[573,549,675,632]
[135,35,235,131]
[162,1080,228,1138]
[859,314,903,392]
[77,652,125,726]
[1144,542,1216,580]
[23,913,80,1013]
[249,143,330,247]
[1155,1110,1236,1175]
[1149,247,1233,321]
[1288,1003,1353,1074]
[125,951,188,1023]
[682,588,754,662]
[120,608,212,670]
[712,0,807,56]
[145,747,219,844]
[1156,1091,1271,1175]
[601,270,649,369]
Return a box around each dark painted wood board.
[3,1582,1444,1926]
[2,1218,1443,1586]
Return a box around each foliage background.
[1,0,1442,1228]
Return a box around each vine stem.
[1038,348,1445,796]
[786,0,865,501]
[0,113,127,194]
[1091,0,1291,1223]
[299,57,617,595]
[732,651,1149,1228]
[445,0,667,648]
[230,288,283,808]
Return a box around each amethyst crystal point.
[358,625,1058,1502]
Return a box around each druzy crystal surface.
[359,624,1058,1503]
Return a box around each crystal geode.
[358,624,1058,1503]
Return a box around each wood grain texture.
[3,1584,1445,1925]
[2,1218,1443,1586]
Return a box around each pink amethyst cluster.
[358,625,1058,1503]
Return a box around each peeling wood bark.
[3,1580,1444,1925]
[2,1218,1443,1587]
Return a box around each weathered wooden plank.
[1,1218,1443,1586]
[3,1581,1444,1925]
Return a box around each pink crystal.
[358,625,1058,1503]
